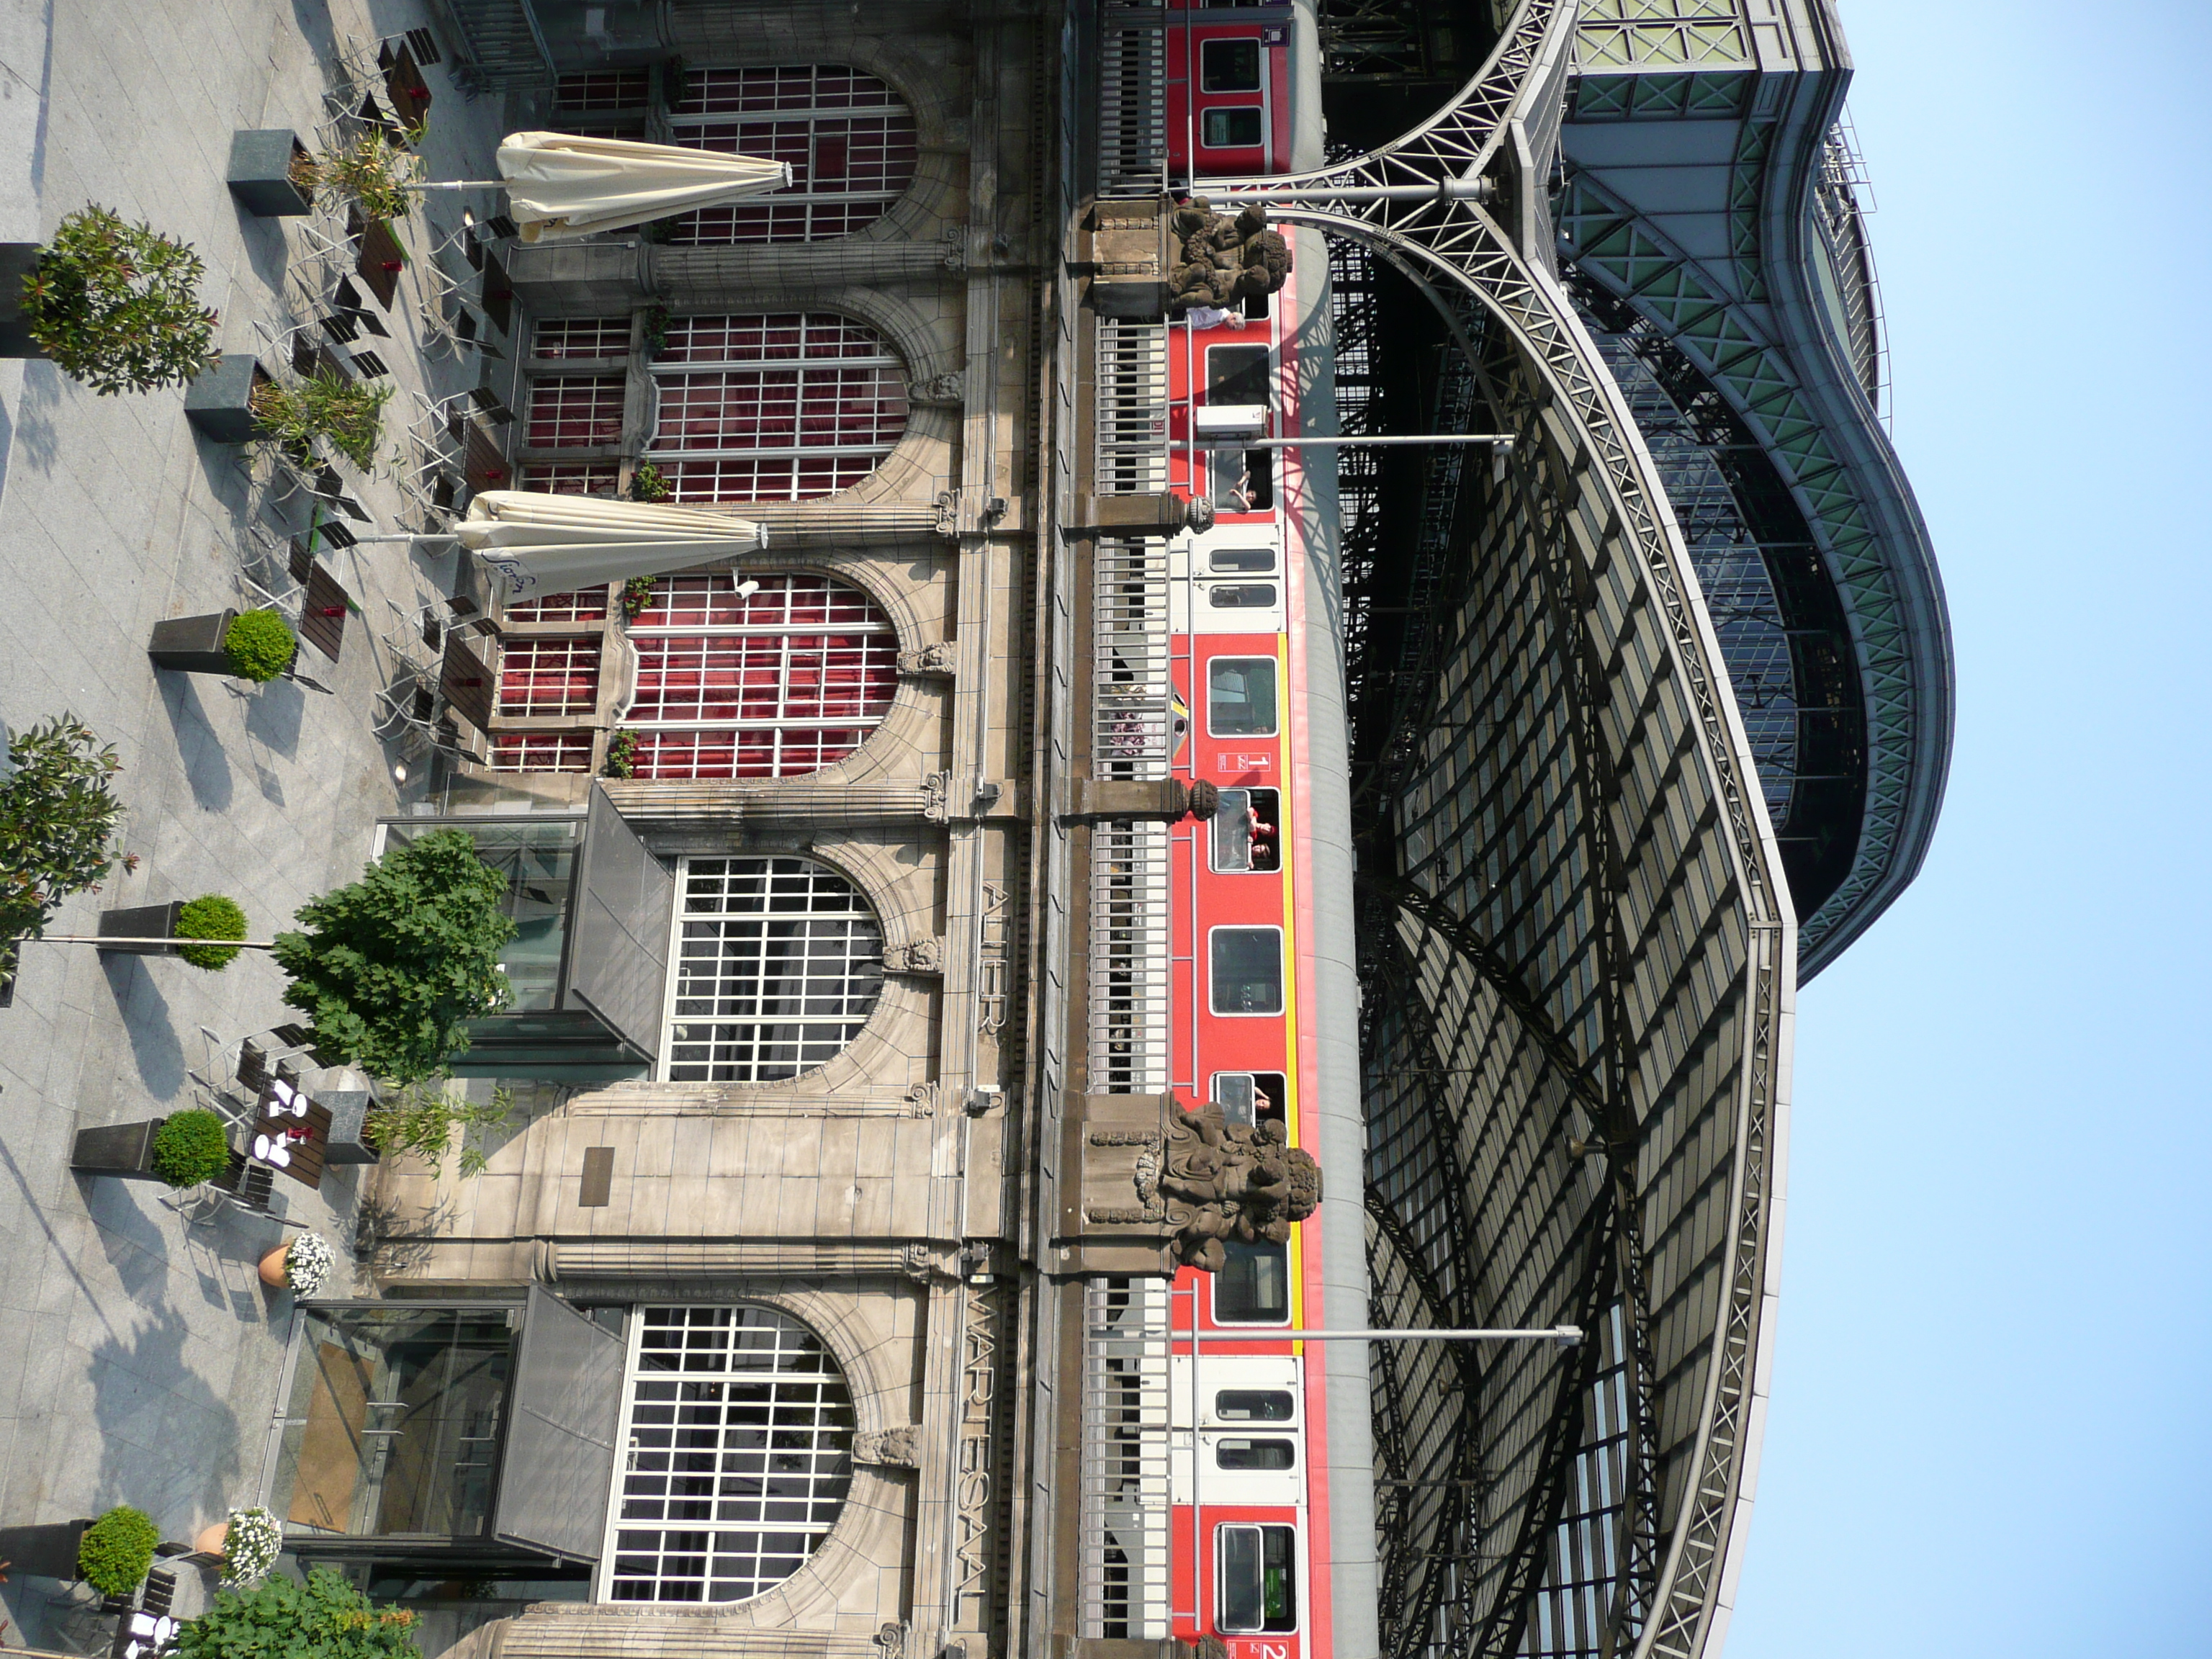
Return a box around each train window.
[1215,1388,1295,1422]
[1210,447,1274,512]
[1217,1524,1299,1633]
[1210,545,1276,574]
[1207,344,1272,405]
[1207,657,1277,735]
[1216,1437,1296,1471]
[1208,583,1277,608]
[1200,39,1263,92]
[1202,108,1264,148]
[1210,927,1282,1015]
[1216,1238,1290,1321]
[1212,788,1281,873]
[1240,287,1270,320]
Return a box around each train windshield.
[1215,1238,1289,1321]
[1218,1524,1299,1632]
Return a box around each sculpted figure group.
[1157,1095,1321,1273]
[1166,199,1293,314]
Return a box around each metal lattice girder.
[1234,6,1796,1658]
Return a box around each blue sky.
[1726,2,2212,1654]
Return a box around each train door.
[1169,1354,1303,1505]
[1173,6,1294,176]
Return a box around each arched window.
[606,1304,855,1603]
[650,313,909,502]
[669,66,917,243]
[665,855,886,1082]
[629,572,900,779]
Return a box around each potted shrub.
[0,1516,92,1580]
[77,1505,159,1596]
[171,1565,421,1659]
[150,1110,233,1187]
[96,892,251,962]
[176,894,251,968]
[362,1082,513,1178]
[273,830,517,1084]
[0,715,123,980]
[148,608,300,680]
[196,1505,283,1587]
[226,131,315,217]
[258,1232,337,1297]
[626,462,670,505]
[73,1107,230,1184]
[4,206,219,392]
[249,371,392,472]
[602,728,641,778]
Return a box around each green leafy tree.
[364,1083,516,1177]
[19,206,220,395]
[250,372,392,472]
[272,830,516,1084]
[171,1566,422,1659]
[296,129,421,222]
[1,716,124,974]
[78,1505,158,1594]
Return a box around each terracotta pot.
[195,1521,230,1557]
[258,1245,292,1287]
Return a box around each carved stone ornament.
[875,1622,910,1658]
[906,1080,944,1116]
[1166,199,1292,316]
[933,489,961,536]
[885,937,945,974]
[897,641,958,677]
[912,372,965,407]
[921,770,953,823]
[1158,1097,1323,1273]
[855,1426,922,1468]
[940,228,967,273]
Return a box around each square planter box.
[148,609,239,674]
[71,1118,165,1180]
[228,130,315,216]
[97,899,185,954]
[0,1519,92,1579]
[183,354,268,444]
[0,241,44,359]
[302,1065,379,1164]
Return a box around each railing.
[1078,1275,1174,1639]
[1095,316,1170,496]
[1093,534,1175,781]
[1098,6,1171,194]
[431,0,555,92]
[1087,818,1172,1092]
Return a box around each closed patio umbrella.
[417,132,792,242]
[455,491,768,593]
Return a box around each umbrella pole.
[350,533,463,545]
[408,180,506,191]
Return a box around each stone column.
[600,773,953,827]
[724,497,953,549]
[497,1605,891,1659]
[647,240,959,304]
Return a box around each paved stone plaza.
[0,0,507,1644]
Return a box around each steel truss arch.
[1239,5,1797,1655]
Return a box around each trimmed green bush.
[151,1109,231,1187]
[176,893,248,969]
[78,1504,159,1594]
[222,610,296,683]
[274,829,517,1084]
[172,1566,421,1659]
[19,206,220,395]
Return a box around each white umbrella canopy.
[459,491,768,594]
[495,132,791,242]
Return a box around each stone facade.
[370,1,1050,1653]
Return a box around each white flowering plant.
[220,1506,284,1586]
[284,1233,338,1298]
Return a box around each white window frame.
[659,855,887,1082]
[598,1304,856,1605]
[1206,923,1284,1017]
[1204,655,1280,738]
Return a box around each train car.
[1146,7,1352,1655]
